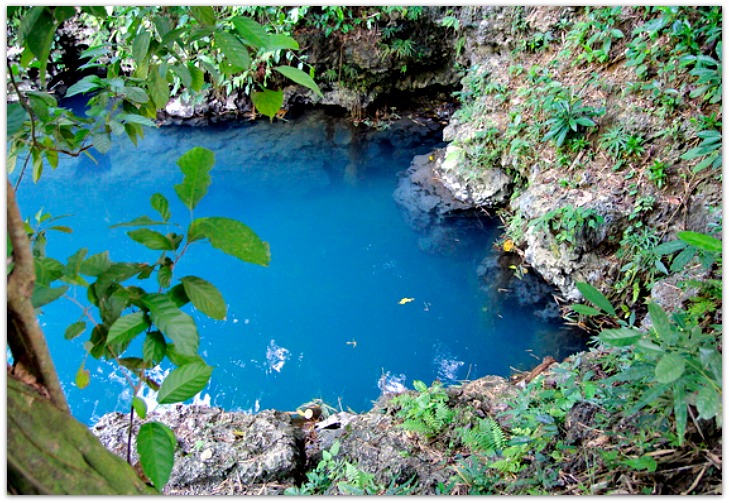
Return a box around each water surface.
[15,108,584,423]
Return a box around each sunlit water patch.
[15,106,585,424]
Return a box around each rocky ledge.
[92,375,515,495]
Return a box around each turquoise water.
[14,108,584,424]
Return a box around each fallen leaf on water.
[399,297,415,304]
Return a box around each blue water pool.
[13,107,584,424]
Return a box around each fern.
[393,381,454,439]
[461,417,507,456]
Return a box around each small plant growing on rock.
[542,92,603,147]
[392,380,455,441]
[531,206,604,247]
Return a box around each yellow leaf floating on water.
[503,239,515,252]
[428,155,434,161]
[399,297,415,305]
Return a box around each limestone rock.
[92,406,304,495]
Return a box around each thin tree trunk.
[6,177,69,412]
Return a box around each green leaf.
[142,293,199,356]
[673,382,687,445]
[157,263,173,289]
[677,231,722,254]
[576,282,617,317]
[156,361,213,404]
[165,344,203,366]
[150,193,170,222]
[266,34,299,51]
[190,6,216,26]
[132,29,152,63]
[132,396,148,419]
[570,303,601,316]
[251,89,283,120]
[92,132,112,154]
[143,331,167,366]
[137,421,176,489]
[31,284,68,308]
[107,311,150,346]
[64,321,86,340]
[149,65,171,109]
[621,456,657,472]
[696,386,720,420]
[81,6,108,18]
[647,303,673,340]
[655,354,685,384]
[127,228,175,251]
[80,251,112,276]
[231,16,268,49]
[25,8,57,86]
[597,327,642,347]
[65,74,103,97]
[189,217,270,266]
[116,112,155,126]
[653,239,686,257]
[174,147,214,210]
[274,65,323,97]
[181,275,227,320]
[75,362,91,389]
[189,64,204,93]
[699,347,722,382]
[168,283,190,308]
[215,30,251,69]
[7,103,28,136]
[111,216,168,228]
[172,64,192,89]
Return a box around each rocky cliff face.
[425,6,722,303]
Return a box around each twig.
[681,464,707,495]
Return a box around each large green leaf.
[274,65,323,97]
[181,275,227,320]
[251,89,283,120]
[647,303,673,340]
[80,251,112,277]
[31,284,68,308]
[149,65,171,109]
[575,282,617,318]
[655,353,685,384]
[128,228,176,251]
[132,29,152,64]
[231,16,268,49]
[597,327,642,347]
[25,8,57,86]
[65,75,104,97]
[190,6,216,26]
[215,30,251,69]
[137,421,176,489]
[174,147,214,210]
[189,217,270,266]
[7,103,28,136]
[142,293,199,356]
[107,311,150,346]
[266,34,299,51]
[157,361,213,404]
[677,231,722,253]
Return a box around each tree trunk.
[6,177,155,494]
